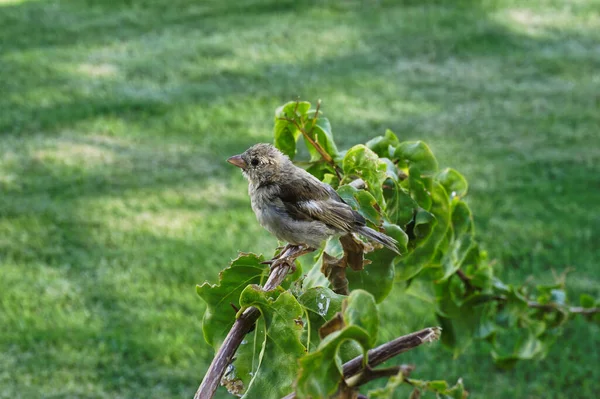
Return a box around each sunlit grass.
[0,0,599,398]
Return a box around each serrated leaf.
[237,286,306,399]
[343,290,379,347]
[295,326,371,399]
[367,369,406,398]
[366,129,400,158]
[347,223,407,303]
[343,145,387,204]
[437,168,468,199]
[405,378,466,399]
[394,141,438,175]
[297,287,345,352]
[196,253,267,349]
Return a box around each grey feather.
[230,143,400,254]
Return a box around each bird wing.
[277,174,365,232]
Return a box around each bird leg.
[260,243,294,265]
[266,244,314,274]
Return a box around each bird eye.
[251,158,259,166]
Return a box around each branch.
[194,245,314,399]
[568,306,600,315]
[278,100,343,179]
[455,269,473,292]
[342,327,441,378]
[281,327,440,399]
[455,272,599,316]
[527,301,600,315]
[346,364,415,388]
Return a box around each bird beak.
[227,154,247,169]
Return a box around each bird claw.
[269,258,297,274]
[262,244,313,275]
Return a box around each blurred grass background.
[1,0,599,398]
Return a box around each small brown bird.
[227,143,400,254]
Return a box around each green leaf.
[409,378,467,399]
[322,173,339,188]
[343,145,387,204]
[384,179,417,228]
[275,101,311,119]
[303,116,339,162]
[305,161,335,181]
[196,253,267,350]
[237,286,306,399]
[407,166,432,210]
[224,318,266,396]
[343,290,379,347]
[413,207,436,241]
[451,200,473,236]
[469,263,493,290]
[295,290,380,398]
[367,369,406,398]
[274,118,300,159]
[437,168,468,199]
[439,201,476,282]
[396,182,451,280]
[580,293,596,308]
[394,141,438,175]
[435,279,497,357]
[273,101,311,159]
[381,158,400,182]
[295,326,371,399]
[297,287,345,352]
[491,333,545,370]
[302,248,331,290]
[347,223,407,303]
[497,286,529,327]
[337,185,382,226]
[366,129,400,158]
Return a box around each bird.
[227,143,400,255]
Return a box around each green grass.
[1,0,599,398]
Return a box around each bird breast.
[249,183,280,227]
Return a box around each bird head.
[227,143,291,185]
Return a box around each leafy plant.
[195,100,599,399]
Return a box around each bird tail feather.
[357,226,401,255]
